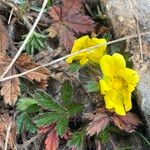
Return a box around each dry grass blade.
[0,113,17,150]
[0,0,48,79]
[0,31,149,83]
[127,0,143,60]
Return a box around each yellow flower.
[99,53,139,116]
[66,35,107,65]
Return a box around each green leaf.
[17,113,36,134]
[61,80,73,105]
[35,112,66,126]
[69,62,81,73]
[102,32,112,41]
[68,132,85,150]
[17,98,38,113]
[85,81,100,92]
[98,129,109,143]
[56,117,68,136]
[67,102,83,116]
[35,90,66,112]
[16,113,25,134]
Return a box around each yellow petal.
[79,57,89,65]
[118,68,139,92]
[112,53,126,72]
[104,91,114,109]
[100,79,111,94]
[100,55,114,76]
[122,90,132,111]
[113,93,126,116]
[66,56,74,63]
[71,35,90,52]
[87,38,107,63]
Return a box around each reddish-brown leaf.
[113,112,142,132]
[1,68,20,105]
[0,19,9,54]
[16,53,50,83]
[45,129,59,150]
[64,14,94,34]
[59,27,76,50]
[0,113,17,150]
[86,114,110,136]
[39,124,59,150]
[48,0,94,49]
[0,53,20,105]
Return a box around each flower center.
[111,77,126,90]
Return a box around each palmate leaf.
[61,80,73,105]
[17,112,36,134]
[67,102,83,116]
[35,90,66,112]
[17,98,39,113]
[68,131,85,150]
[48,0,94,49]
[35,112,66,127]
[56,116,68,136]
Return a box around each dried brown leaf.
[0,53,20,105]
[48,0,94,49]
[86,114,110,136]
[16,53,50,83]
[0,53,50,105]
[1,67,20,105]
[0,19,9,54]
[113,112,142,132]
[0,113,17,150]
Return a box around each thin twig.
[4,121,12,150]
[0,31,149,82]
[127,0,143,60]
[22,134,42,148]
[0,0,48,79]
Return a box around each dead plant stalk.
[0,31,149,83]
[0,0,48,79]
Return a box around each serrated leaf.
[24,113,36,133]
[68,132,84,150]
[16,113,25,134]
[45,128,59,150]
[61,80,73,105]
[85,81,100,92]
[17,112,36,134]
[48,0,94,49]
[56,117,68,136]
[86,114,110,136]
[69,62,81,73]
[113,112,142,132]
[35,90,66,112]
[67,102,83,116]
[35,112,66,127]
[17,98,38,112]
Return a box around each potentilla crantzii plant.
[66,35,139,116]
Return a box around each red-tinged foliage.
[45,129,59,150]
[62,130,72,140]
[113,112,142,132]
[86,114,110,136]
[48,0,94,49]
[39,124,59,150]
